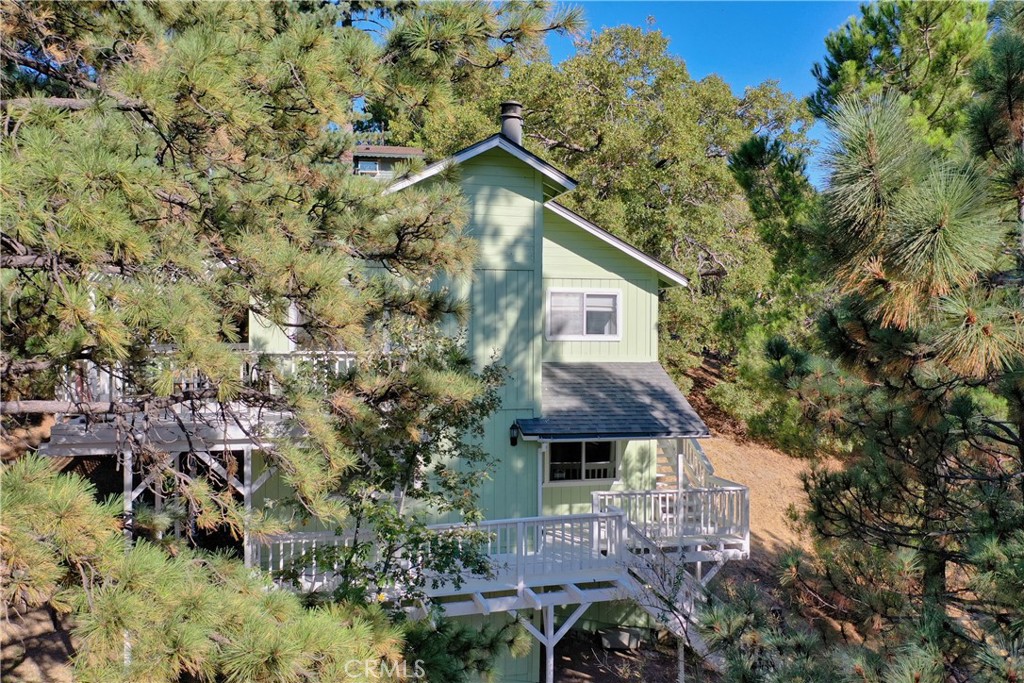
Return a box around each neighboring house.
[41,103,749,683]
[351,144,424,180]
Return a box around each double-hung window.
[546,289,621,340]
[547,442,617,483]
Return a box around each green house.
[41,103,749,683]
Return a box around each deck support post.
[243,447,252,568]
[511,600,590,683]
[676,439,684,494]
[121,449,133,670]
[677,635,686,683]
[543,605,555,683]
[122,449,133,543]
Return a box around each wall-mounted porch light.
[509,422,519,447]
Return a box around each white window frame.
[543,441,621,487]
[356,159,380,175]
[545,287,622,342]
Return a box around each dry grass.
[703,437,811,554]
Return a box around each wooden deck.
[257,485,749,618]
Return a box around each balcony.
[56,347,356,408]
[41,348,356,455]
[257,476,749,617]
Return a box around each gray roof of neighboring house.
[515,362,709,441]
[353,145,425,158]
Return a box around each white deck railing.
[57,349,356,410]
[257,482,750,599]
[678,438,715,488]
[592,479,749,545]
[257,510,631,594]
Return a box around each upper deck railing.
[57,347,356,412]
[591,478,749,552]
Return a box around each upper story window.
[547,441,617,483]
[355,159,379,175]
[546,289,621,341]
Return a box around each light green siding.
[249,311,292,353]
[541,439,657,515]
[458,149,545,521]
[541,210,659,362]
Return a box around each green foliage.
[2,456,407,682]
[1,1,578,677]
[698,582,833,683]
[390,25,813,373]
[810,0,989,147]
[759,89,1024,679]
[967,0,1024,269]
[403,616,530,683]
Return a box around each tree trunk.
[677,636,686,683]
[1017,190,1024,272]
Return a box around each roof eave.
[516,429,710,442]
[385,134,577,198]
[544,202,689,288]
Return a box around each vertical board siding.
[541,440,657,515]
[461,150,544,521]
[249,311,292,354]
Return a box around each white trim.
[386,135,577,196]
[545,287,622,342]
[544,201,689,287]
[543,441,621,485]
[542,478,620,489]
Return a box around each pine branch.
[0,96,147,112]
[0,47,148,113]
[0,387,289,415]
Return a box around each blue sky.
[546,1,862,185]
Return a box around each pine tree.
[2,455,407,682]
[764,95,1024,681]
[810,0,989,147]
[967,0,1024,271]
[1,0,577,676]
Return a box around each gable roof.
[544,201,689,287]
[386,134,687,286]
[515,362,709,441]
[387,134,577,201]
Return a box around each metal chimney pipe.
[500,101,523,145]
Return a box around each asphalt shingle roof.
[515,362,709,440]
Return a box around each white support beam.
[243,448,252,568]
[563,583,585,604]
[470,592,491,616]
[509,610,545,644]
[193,450,245,493]
[543,604,555,683]
[553,602,590,645]
[522,587,542,609]
[251,465,276,496]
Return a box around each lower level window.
[548,441,616,482]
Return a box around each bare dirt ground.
[552,360,816,682]
[1,607,75,683]
[554,632,682,683]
